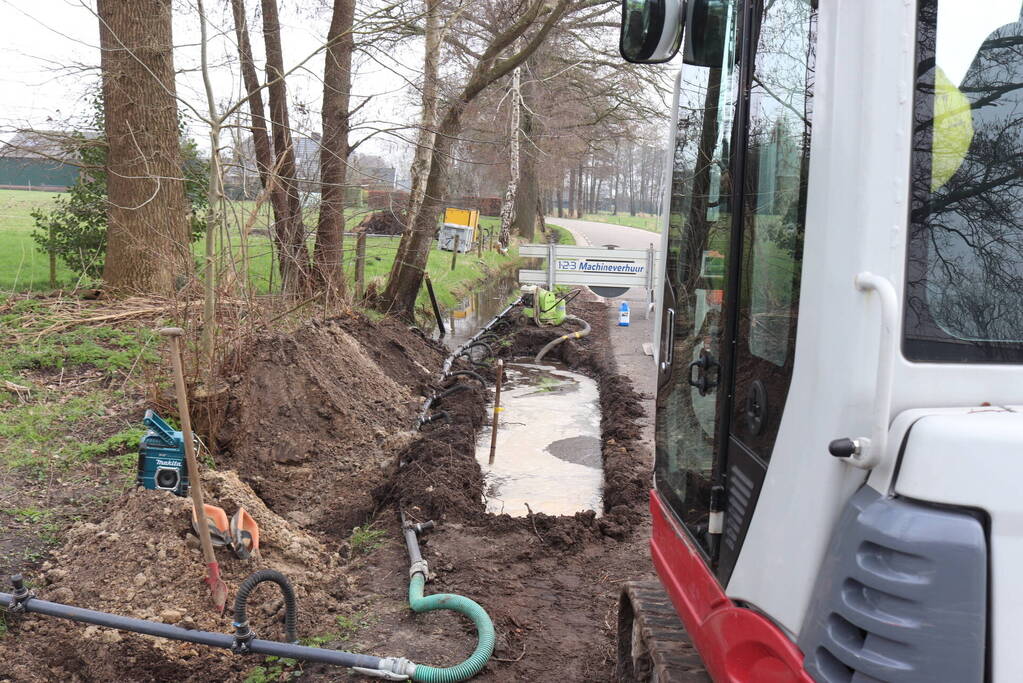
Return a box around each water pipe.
[400,513,495,683]
[534,315,591,363]
[0,574,416,679]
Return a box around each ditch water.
[475,362,603,518]
[434,273,522,351]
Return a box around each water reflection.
[909,3,1023,360]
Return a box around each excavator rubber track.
[617,580,710,682]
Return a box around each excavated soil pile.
[375,373,488,522]
[215,315,444,534]
[358,211,406,236]
[0,471,351,682]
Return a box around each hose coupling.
[411,520,435,535]
[409,559,429,580]
[418,410,450,428]
[353,656,416,680]
[9,573,33,613]
[231,620,255,653]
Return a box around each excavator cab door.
[655,0,817,580]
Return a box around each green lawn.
[0,190,516,310]
[579,212,661,233]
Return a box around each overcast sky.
[0,0,421,174]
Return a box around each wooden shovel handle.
[163,331,217,568]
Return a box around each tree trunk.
[627,145,637,216]
[556,179,564,218]
[498,53,521,250]
[568,167,575,218]
[230,0,292,279]
[575,162,584,218]
[380,0,571,320]
[261,0,307,293]
[98,0,190,294]
[393,0,442,287]
[512,65,537,242]
[312,0,355,294]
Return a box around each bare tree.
[498,48,522,250]
[380,0,572,320]
[230,0,292,280]
[97,0,191,294]
[262,0,308,293]
[312,0,357,294]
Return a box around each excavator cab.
[618,1,1023,681]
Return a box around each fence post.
[477,227,483,258]
[48,223,56,289]
[355,232,367,298]
[451,234,460,271]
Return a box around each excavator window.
[907,0,1023,362]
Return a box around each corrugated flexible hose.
[408,572,495,683]
[534,315,591,363]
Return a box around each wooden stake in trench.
[159,327,228,613]
[488,359,504,465]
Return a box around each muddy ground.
[0,299,659,682]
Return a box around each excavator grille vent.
[723,465,753,551]
[798,487,986,683]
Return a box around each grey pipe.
[0,591,383,670]
[534,315,591,363]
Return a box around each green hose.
[408,573,495,682]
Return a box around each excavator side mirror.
[619,0,686,63]
[682,0,732,67]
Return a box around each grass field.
[0,189,516,310]
[546,223,575,245]
[579,212,660,233]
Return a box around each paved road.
[547,216,660,251]
[547,216,660,446]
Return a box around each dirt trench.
[0,301,658,682]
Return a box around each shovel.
[230,507,260,559]
[160,327,229,613]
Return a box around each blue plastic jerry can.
[618,301,631,326]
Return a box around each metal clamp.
[231,620,255,654]
[353,657,416,680]
[408,559,429,580]
[8,574,33,614]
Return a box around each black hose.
[433,383,471,403]
[443,370,485,388]
[234,570,299,644]
[462,341,493,363]
[419,410,450,426]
